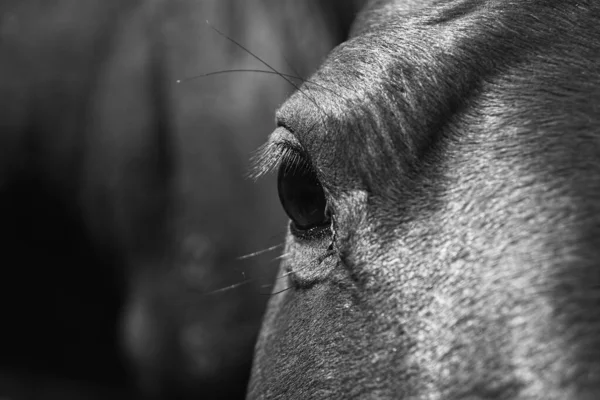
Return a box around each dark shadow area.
[0,175,134,398]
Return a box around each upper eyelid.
[272,125,301,147]
[249,127,308,180]
[250,126,334,196]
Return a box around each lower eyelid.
[289,220,332,241]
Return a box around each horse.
[0,0,360,398]
[248,0,600,398]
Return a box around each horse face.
[249,1,600,398]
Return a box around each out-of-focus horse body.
[0,0,359,398]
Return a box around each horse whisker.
[237,243,285,260]
[203,279,255,296]
[177,69,304,84]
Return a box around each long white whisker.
[237,243,285,260]
[204,279,254,296]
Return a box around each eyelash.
[251,140,316,180]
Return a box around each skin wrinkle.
[249,0,600,399]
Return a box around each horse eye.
[277,162,330,232]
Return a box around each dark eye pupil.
[277,163,330,231]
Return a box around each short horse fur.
[249,1,600,398]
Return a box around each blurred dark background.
[0,0,362,399]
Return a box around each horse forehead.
[278,0,600,149]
